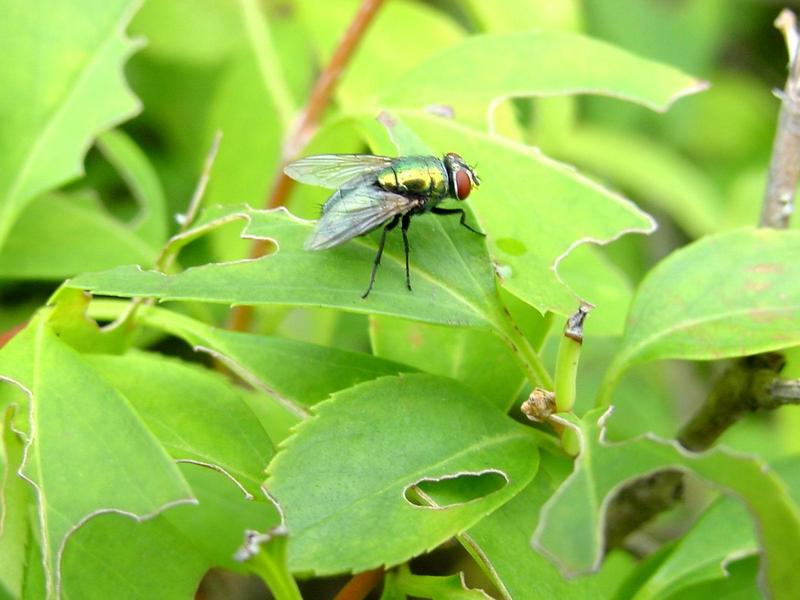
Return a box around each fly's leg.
[362,215,401,299]
[431,207,485,236]
[401,214,412,291]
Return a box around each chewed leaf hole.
[404,470,508,508]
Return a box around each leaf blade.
[0,0,143,249]
[266,374,539,574]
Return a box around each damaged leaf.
[89,301,415,410]
[266,374,540,575]
[0,312,193,598]
[69,206,511,332]
[368,111,655,321]
[85,351,275,498]
[0,0,144,249]
[380,31,706,128]
[534,408,800,599]
[61,464,280,599]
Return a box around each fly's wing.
[284,154,394,190]
[305,186,416,250]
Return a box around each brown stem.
[760,9,800,228]
[229,0,386,333]
[266,0,386,211]
[678,353,787,451]
[604,470,685,552]
[606,354,792,550]
[333,568,384,600]
[0,322,25,349]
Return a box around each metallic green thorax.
[375,156,448,205]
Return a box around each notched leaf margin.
[0,374,197,599]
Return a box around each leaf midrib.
[620,304,799,366]
[2,10,130,226]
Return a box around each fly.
[284,152,483,298]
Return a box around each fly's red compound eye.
[455,169,472,200]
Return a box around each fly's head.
[444,152,480,201]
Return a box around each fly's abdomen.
[376,156,448,199]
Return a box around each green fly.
[284,152,483,298]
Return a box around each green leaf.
[557,244,634,337]
[297,0,464,111]
[0,313,193,598]
[664,556,761,600]
[85,351,275,498]
[236,0,295,131]
[0,408,29,599]
[96,128,169,247]
[266,374,540,574]
[461,451,599,600]
[534,408,800,600]
[373,112,655,320]
[0,192,157,280]
[549,126,722,238]
[70,206,509,330]
[381,565,491,600]
[602,228,800,401]
[0,0,143,250]
[465,0,581,33]
[633,497,756,599]
[124,304,412,409]
[129,0,241,65]
[203,45,283,217]
[61,463,280,599]
[369,316,524,411]
[379,31,706,128]
[584,0,730,75]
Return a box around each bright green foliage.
[381,32,705,128]
[0,294,278,597]
[380,565,491,599]
[3,2,800,599]
[266,374,540,574]
[632,498,756,599]
[0,0,143,250]
[60,464,280,600]
[0,313,194,598]
[550,127,722,238]
[0,409,28,599]
[535,409,800,599]
[297,0,465,111]
[602,228,800,402]
[96,129,169,248]
[237,528,302,600]
[0,193,157,280]
[86,351,274,497]
[89,301,414,409]
[369,316,524,410]
[462,452,599,599]
[69,207,510,330]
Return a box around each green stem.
[560,426,581,457]
[247,541,303,600]
[553,333,581,413]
